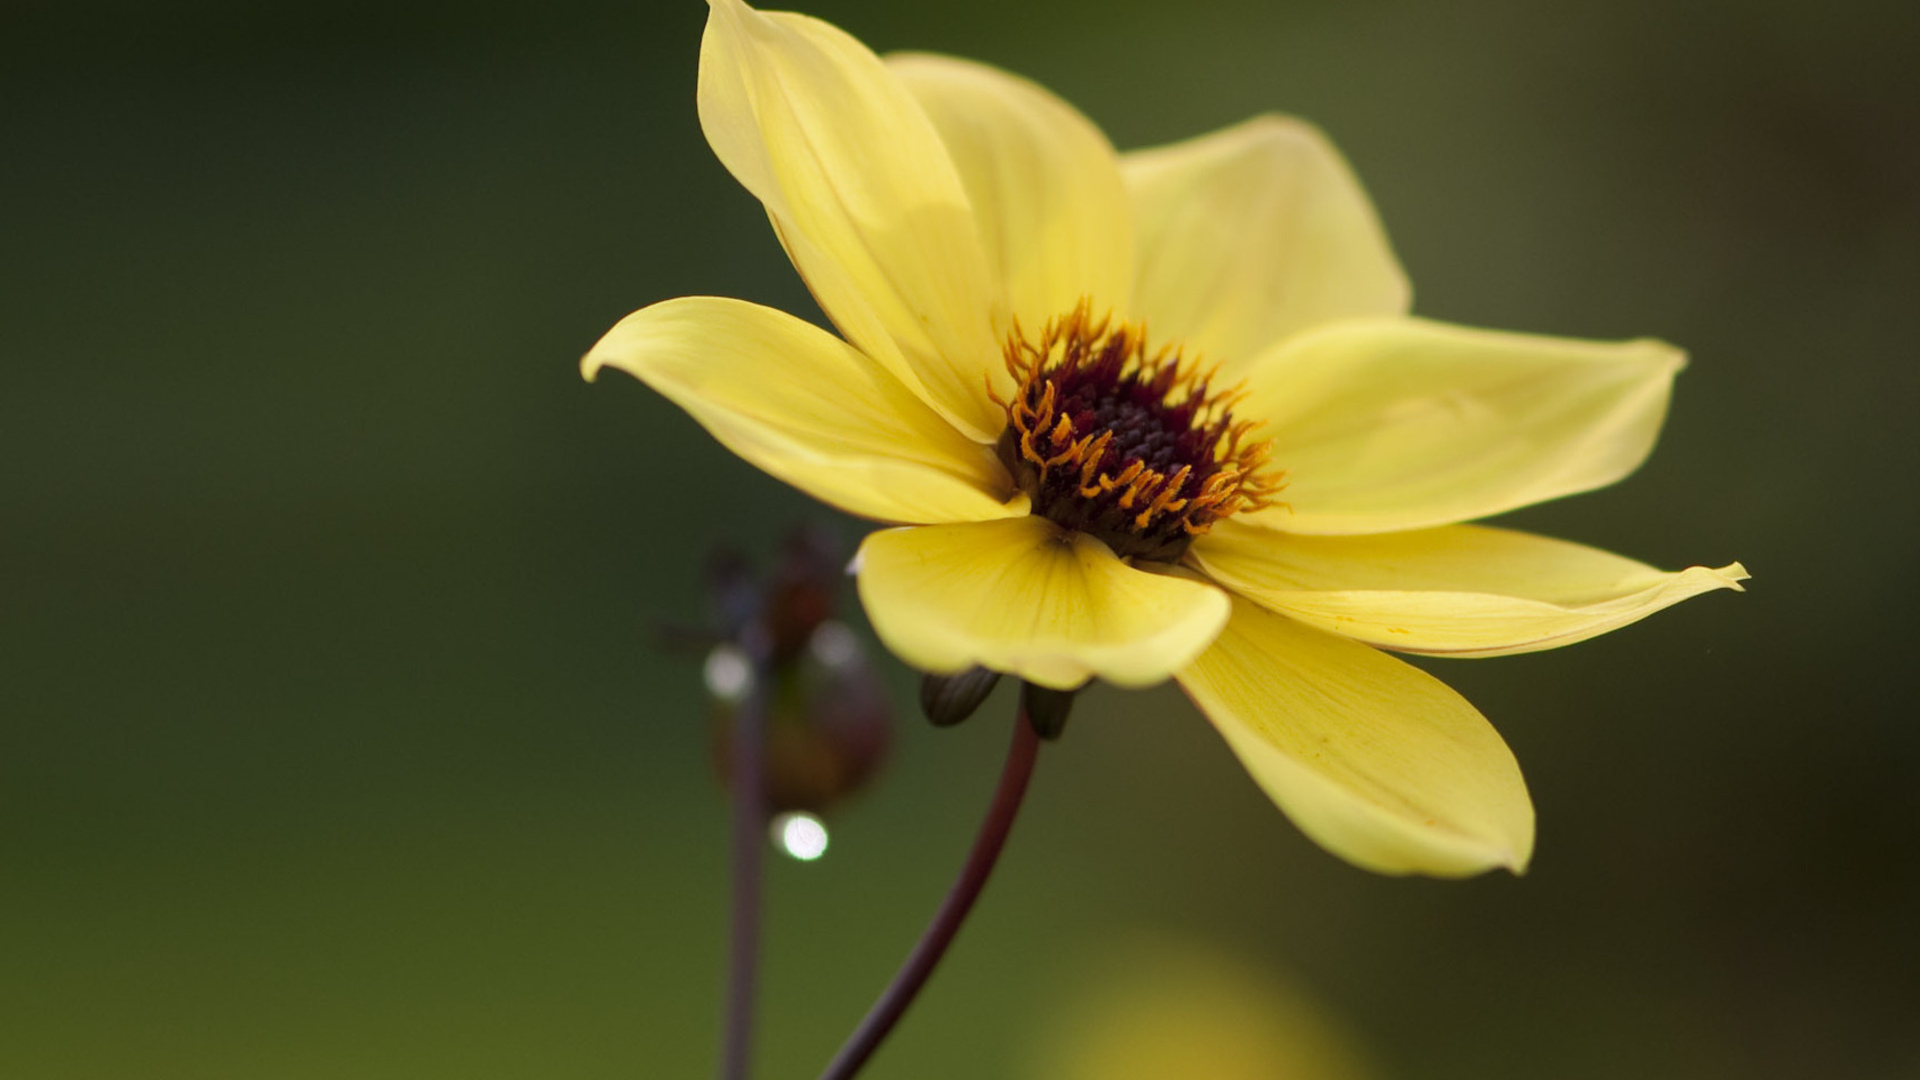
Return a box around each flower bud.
[919,666,1002,727]
[700,527,893,814]
[1022,681,1078,741]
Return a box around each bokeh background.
[5,0,1917,1076]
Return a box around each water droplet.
[808,620,859,670]
[771,812,829,861]
[703,644,753,703]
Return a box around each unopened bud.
[919,667,1002,727]
[713,622,892,814]
[694,526,894,814]
[1021,681,1078,741]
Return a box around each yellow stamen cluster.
[990,301,1286,561]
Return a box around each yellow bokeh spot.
[1027,933,1379,1080]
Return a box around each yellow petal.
[888,52,1134,335]
[1238,317,1686,535]
[582,297,1021,525]
[1121,115,1409,373]
[1193,520,1748,657]
[855,516,1230,690]
[1177,595,1534,877]
[698,0,1004,440]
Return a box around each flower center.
[991,301,1285,562]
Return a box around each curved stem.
[818,710,1042,1080]
[718,655,769,1080]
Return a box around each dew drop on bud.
[771,811,829,861]
[703,644,754,703]
[808,620,860,670]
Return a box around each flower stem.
[817,708,1042,1080]
[719,649,770,1080]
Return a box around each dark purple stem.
[817,711,1042,1080]
[718,648,770,1080]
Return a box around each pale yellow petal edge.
[1192,521,1750,657]
[581,295,1022,525]
[1177,597,1535,877]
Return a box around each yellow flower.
[584,0,1746,878]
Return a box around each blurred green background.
[4,0,1916,1076]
